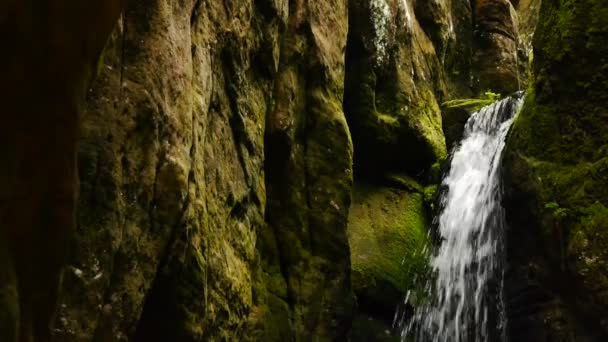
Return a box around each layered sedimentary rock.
[504,0,608,340]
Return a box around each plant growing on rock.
[441,91,502,112]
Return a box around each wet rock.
[344,0,449,178]
[504,0,608,340]
[46,0,353,341]
[472,0,521,95]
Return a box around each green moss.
[348,182,430,309]
[423,185,438,210]
[413,90,448,162]
[95,48,106,79]
[503,0,608,336]
[384,174,424,193]
[92,34,113,82]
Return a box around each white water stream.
[400,94,524,342]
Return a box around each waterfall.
[370,0,391,65]
[399,93,525,342]
[400,0,413,29]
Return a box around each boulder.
[348,176,430,334]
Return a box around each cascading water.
[399,93,524,342]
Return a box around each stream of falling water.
[399,93,524,342]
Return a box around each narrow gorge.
[0,0,606,341]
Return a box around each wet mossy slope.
[504,0,608,340]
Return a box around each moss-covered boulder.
[503,0,608,340]
[347,176,430,337]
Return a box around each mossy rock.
[344,0,448,177]
[503,0,608,340]
[347,180,430,316]
[441,105,472,150]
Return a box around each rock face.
[342,0,469,336]
[472,0,521,95]
[344,0,449,177]
[48,0,353,341]
[264,0,355,339]
[504,0,608,340]
[514,0,542,50]
[0,2,124,341]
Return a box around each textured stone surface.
[504,0,608,340]
[514,0,542,88]
[265,0,355,340]
[0,0,551,340]
[348,178,429,316]
[344,0,450,177]
[473,0,522,95]
[45,0,352,341]
[515,0,542,48]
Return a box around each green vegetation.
[441,91,502,112]
[424,185,438,212]
[348,181,431,309]
[544,201,569,219]
[503,0,608,337]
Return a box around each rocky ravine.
[1,0,536,341]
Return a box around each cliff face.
[51,1,353,341]
[344,0,449,177]
[504,0,608,340]
[472,0,522,94]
